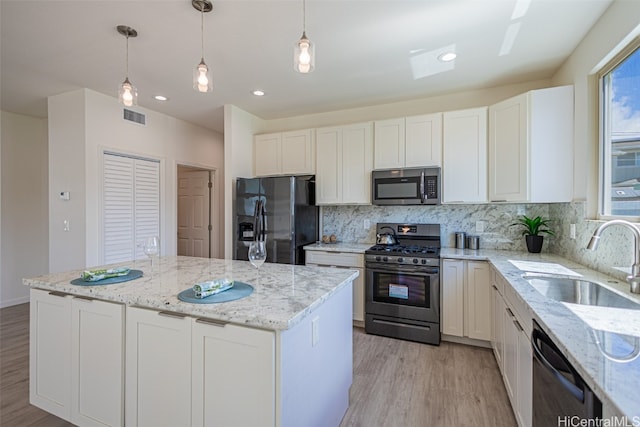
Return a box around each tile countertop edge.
[304,242,373,253]
[23,257,360,332]
[441,247,640,420]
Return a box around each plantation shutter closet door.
[103,153,160,264]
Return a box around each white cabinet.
[255,129,315,176]
[316,122,373,205]
[306,250,364,322]
[30,288,124,427]
[192,318,275,427]
[125,307,192,427]
[442,107,488,203]
[126,306,277,427]
[374,118,405,169]
[493,269,532,427]
[491,268,505,371]
[373,114,442,169]
[441,259,491,341]
[441,259,464,336]
[488,85,573,202]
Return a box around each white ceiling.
[1,0,613,134]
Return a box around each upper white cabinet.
[373,113,442,169]
[316,122,373,205]
[442,107,488,203]
[255,129,315,176]
[488,85,573,202]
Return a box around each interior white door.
[177,169,211,258]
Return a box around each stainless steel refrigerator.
[234,175,318,265]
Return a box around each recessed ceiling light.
[438,52,457,62]
[252,90,265,96]
[154,95,168,101]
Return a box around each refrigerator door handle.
[253,200,266,242]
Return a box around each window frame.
[598,36,640,220]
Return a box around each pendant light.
[116,25,138,107]
[294,0,315,73]
[192,0,213,92]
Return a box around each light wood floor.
[1,303,515,426]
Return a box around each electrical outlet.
[570,223,576,239]
[312,317,320,346]
[517,205,525,215]
[476,221,485,233]
[63,219,70,232]
[364,219,370,230]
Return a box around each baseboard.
[0,295,30,309]
[441,334,492,349]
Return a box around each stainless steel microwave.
[371,167,441,205]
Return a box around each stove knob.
[413,258,419,264]
[375,256,381,262]
[397,257,404,263]
[422,259,427,265]
[383,256,388,262]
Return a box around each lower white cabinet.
[192,318,275,427]
[441,259,491,341]
[306,250,364,322]
[125,307,192,427]
[492,268,532,427]
[30,288,124,427]
[125,306,276,427]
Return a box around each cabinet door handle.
[74,295,94,302]
[48,291,68,298]
[513,319,523,332]
[506,307,514,317]
[492,285,498,290]
[491,199,508,203]
[196,318,228,327]
[158,311,187,319]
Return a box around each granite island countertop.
[441,248,640,421]
[23,256,359,331]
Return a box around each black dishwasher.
[532,320,602,426]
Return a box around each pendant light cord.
[200,6,205,60]
[302,0,307,34]
[125,34,129,78]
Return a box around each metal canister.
[467,235,480,250]
[455,232,466,249]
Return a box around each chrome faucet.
[587,219,640,294]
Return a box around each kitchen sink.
[522,274,640,310]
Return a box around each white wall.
[1,111,48,307]
[261,79,551,133]
[49,89,224,271]
[223,104,265,258]
[551,0,640,215]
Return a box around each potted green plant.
[511,215,555,253]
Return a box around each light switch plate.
[570,223,576,239]
[476,221,485,233]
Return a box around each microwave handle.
[420,170,426,204]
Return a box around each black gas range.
[364,223,441,345]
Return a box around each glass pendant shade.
[294,32,315,73]
[193,58,213,92]
[118,77,138,107]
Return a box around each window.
[600,40,640,217]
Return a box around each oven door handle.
[367,264,439,275]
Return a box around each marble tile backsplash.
[321,203,551,251]
[321,201,636,283]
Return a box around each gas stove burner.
[367,244,440,256]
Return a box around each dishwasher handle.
[532,328,585,403]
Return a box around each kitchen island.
[24,256,358,427]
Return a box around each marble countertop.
[304,242,373,253]
[441,248,640,420]
[23,256,359,331]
